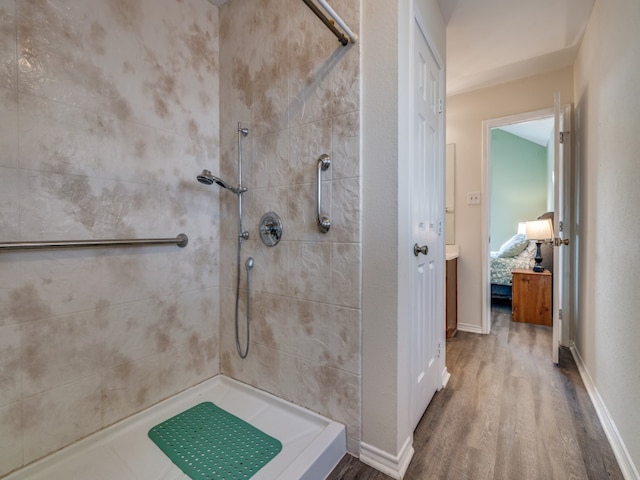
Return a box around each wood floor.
[328,304,623,480]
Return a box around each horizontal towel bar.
[0,234,188,251]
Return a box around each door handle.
[413,243,428,256]
[552,237,570,246]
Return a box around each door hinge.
[559,220,564,232]
[559,309,563,320]
[438,98,443,114]
[438,342,441,358]
[559,131,569,144]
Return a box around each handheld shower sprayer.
[196,123,252,359]
[197,169,246,194]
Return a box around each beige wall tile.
[288,119,332,185]
[0,87,17,168]
[288,298,331,363]
[159,335,219,399]
[250,131,291,189]
[329,306,360,375]
[0,166,19,241]
[18,95,99,176]
[0,402,23,477]
[289,357,360,444]
[0,0,16,91]
[22,376,102,464]
[0,324,20,407]
[332,111,359,180]
[251,292,289,350]
[331,42,360,116]
[332,178,360,243]
[247,238,289,296]
[101,355,161,427]
[289,242,332,303]
[21,313,103,397]
[331,243,361,308]
[289,57,333,128]
[287,182,332,243]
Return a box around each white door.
[552,93,572,364]
[410,9,444,430]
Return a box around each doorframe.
[481,106,569,336]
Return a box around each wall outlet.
[467,191,481,205]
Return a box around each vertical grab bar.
[316,154,331,233]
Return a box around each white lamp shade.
[517,222,527,235]
[525,219,553,240]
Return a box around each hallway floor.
[328,304,624,479]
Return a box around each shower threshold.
[7,376,346,480]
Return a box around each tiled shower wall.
[0,0,221,475]
[217,0,361,453]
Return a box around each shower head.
[197,169,215,185]
[197,169,242,194]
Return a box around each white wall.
[573,0,640,475]
[446,67,574,331]
[361,0,400,457]
[361,0,445,475]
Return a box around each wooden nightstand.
[511,268,552,326]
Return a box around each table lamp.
[525,219,553,272]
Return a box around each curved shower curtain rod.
[301,0,358,45]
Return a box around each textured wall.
[0,0,220,475]
[574,0,640,472]
[217,0,361,454]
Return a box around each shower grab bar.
[316,154,331,233]
[301,0,357,46]
[0,233,188,251]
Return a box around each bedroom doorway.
[481,104,572,349]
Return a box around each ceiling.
[497,117,554,147]
[439,0,595,95]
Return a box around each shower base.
[6,376,346,480]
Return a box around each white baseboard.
[457,322,483,334]
[571,346,640,480]
[441,367,451,389]
[359,436,414,479]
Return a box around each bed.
[490,233,536,301]
[490,212,554,301]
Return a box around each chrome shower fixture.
[197,169,245,194]
[197,122,252,359]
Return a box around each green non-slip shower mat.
[148,401,282,480]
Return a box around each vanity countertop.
[446,244,459,261]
